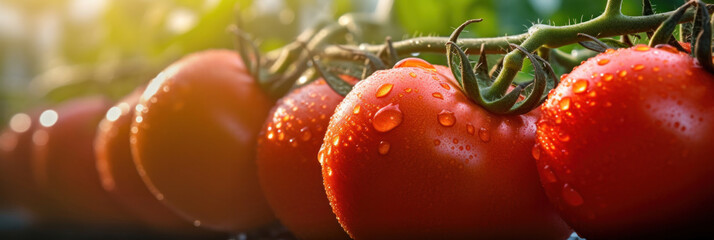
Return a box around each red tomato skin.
[536,45,714,239]
[257,79,352,240]
[131,50,275,232]
[32,97,137,226]
[95,87,211,233]
[321,61,571,239]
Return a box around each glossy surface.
[32,97,136,226]
[321,59,571,239]
[536,45,714,239]
[131,50,275,232]
[95,87,204,232]
[257,78,352,240]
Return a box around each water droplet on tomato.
[466,123,475,135]
[653,67,660,72]
[560,74,569,81]
[602,73,614,81]
[605,48,616,54]
[542,165,558,183]
[193,220,201,227]
[332,136,340,146]
[404,88,412,93]
[376,83,394,98]
[289,138,298,147]
[372,103,403,132]
[437,110,455,127]
[409,72,417,78]
[572,80,588,94]
[378,141,390,155]
[353,105,361,114]
[558,133,570,142]
[432,92,443,99]
[597,59,610,65]
[267,132,275,140]
[278,131,285,141]
[634,45,650,52]
[632,64,645,71]
[532,144,541,160]
[434,139,441,146]
[654,44,677,53]
[562,184,584,206]
[299,127,311,141]
[453,138,459,144]
[618,70,627,77]
[478,127,490,142]
[394,58,436,70]
[327,167,333,176]
[440,83,451,90]
[559,97,571,111]
[604,101,612,107]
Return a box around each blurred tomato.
[257,78,354,240]
[95,87,214,233]
[130,50,275,232]
[32,96,137,226]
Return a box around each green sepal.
[505,44,546,115]
[693,1,714,73]
[447,19,483,90]
[650,2,692,47]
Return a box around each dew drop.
[655,44,677,53]
[376,83,394,98]
[372,103,403,132]
[332,136,340,146]
[193,220,201,227]
[559,97,571,111]
[289,138,298,147]
[478,127,490,142]
[353,105,361,114]
[542,165,558,183]
[597,59,610,65]
[404,88,412,93]
[432,92,444,99]
[300,127,312,141]
[618,70,627,78]
[327,167,333,176]
[605,48,616,54]
[378,141,390,155]
[394,58,436,70]
[278,131,285,141]
[409,72,417,78]
[532,145,541,160]
[437,110,455,127]
[602,73,614,81]
[558,133,571,142]
[434,139,441,146]
[572,80,588,94]
[652,67,660,72]
[562,184,584,206]
[267,132,275,140]
[440,83,451,90]
[634,45,650,52]
[466,123,475,135]
[453,138,459,144]
[631,64,645,71]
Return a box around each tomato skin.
[32,97,137,226]
[536,45,714,239]
[131,50,275,232]
[95,87,210,233]
[257,78,352,240]
[321,59,571,239]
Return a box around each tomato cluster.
[1,25,713,240]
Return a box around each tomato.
[32,97,137,226]
[320,58,571,239]
[95,87,213,233]
[130,50,275,232]
[0,110,48,222]
[536,45,714,239]
[256,77,354,240]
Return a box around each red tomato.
[130,50,275,232]
[95,87,213,233]
[256,77,354,240]
[0,110,48,221]
[321,58,571,239]
[536,45,714,239]
[32,97,136,226]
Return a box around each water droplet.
[597,59,610,65]
[353,105,361,114]
[327,167,333,176]
[634,45,650,52]
[432,92,443,99]
[653,67,660,72]
[478,127,490,142]
[685,70,693,76]
[605,48,616,54]
[466,123,475,135]
[278,131,285,141]
[558,133,571,142]
[572,80,588,94]
[602,73,614,81]
[437,110,455,127]
[332,136,340,146]
[289,138,298,147]
[193,220,201,227]
[562,184,584,206]
[588,91,597,98]
[604,101,612,107]
[378,141,390,155]
[542,165,558,183]
[376,83,394,98]
[440,83,451,90]
[372,103,403,132]
[299,127,312,141]
[631,64,645,71]
[618,70,627,78]
[267,132,275,140]
[532,145,541,160]
[404,88,412,93]
[559,97,571,111]
[409,72,417,78]
[434,139,441,146]
[394,58,435,70]
[452,138,459,144]
[655,44,677,53]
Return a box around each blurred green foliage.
[0,0,709,123]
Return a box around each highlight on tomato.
[320,58,572,239]
[130,49,276,232]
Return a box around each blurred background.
[0,0,691,124]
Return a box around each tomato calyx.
[446,19,558,115]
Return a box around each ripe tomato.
[256,77,355,240]
[0,110,48,221]
[32,97,137,226]
[95,87,211,233]
[536,45,714,239]
[130,50,275,232]
[320,58,571,239]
